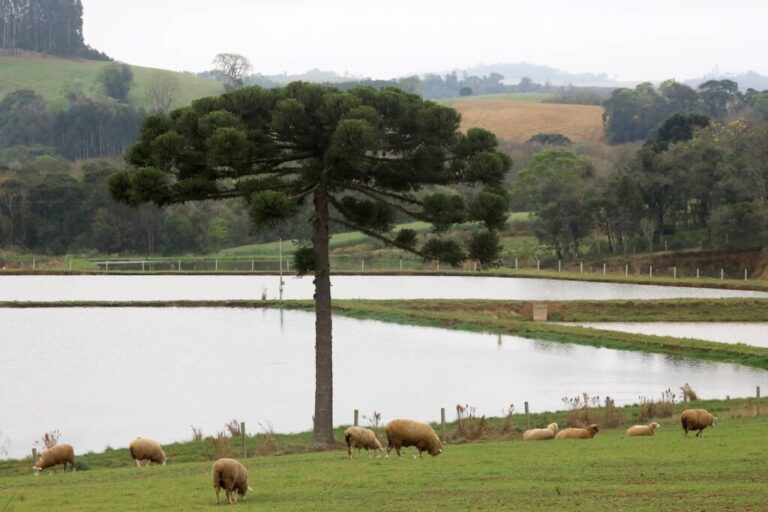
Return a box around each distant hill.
[685,71,768,92]
[0,53,223,109]
[455,62,623,87]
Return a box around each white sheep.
[385,419,443,458]
[33,444,75,475]
[129,438,167,467]
[626,422,661,437]
[555,424,600,440]
[523,423,558,441]
[681,409,717,437]
[212,458,252,505]
[343,426,382,459]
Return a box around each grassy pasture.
[1,401,766,511]
[446,96,605,143]
[0,54,223,109]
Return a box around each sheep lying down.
[523,423,559,441]
[555,424,600,440]
[627,422,660,437]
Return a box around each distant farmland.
[446,96,605,143]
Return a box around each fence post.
[536,259,540,271]
[603,263,606,276]
[399,257,402,271]
[178,259,181,272]
[524,401,530,430]
[142,261,146,272]
[215,259,219,272]
[437,261,440,272]
[440,407,446,443]
[251,260,255,272]
[105,260,109,272]
[649,265,653,278]
[558,260,561,272]
[361,259,365,272]
[32,447,37,462]
[354,409,359,427]
[757,386,761,417]
[580,262,583,274]
[515,257,518,270]
[720,268,724,280]
[32,258,36,270]
[673,266,677,279]
[625,264,628,276]
[696,268,700,279]
[241,422,246,458]
[745,269,748,281]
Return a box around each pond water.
[570,323,768,348]
[1,308,765,460]
[0,275,765,302]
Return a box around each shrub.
[639,389,676,421]
[456,404,488,440]
[257,422,280,456]
[500,404,515,436]
[562,393,600,427]
[225,419,243,437]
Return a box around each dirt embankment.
[607,248,768,279]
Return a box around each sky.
[81,0,767,81]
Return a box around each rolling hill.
[0,53,223,109]
[445,95,605,143]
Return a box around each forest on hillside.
[0,0,108,59]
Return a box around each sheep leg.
[134,459,141,468]
[215,486,221,505]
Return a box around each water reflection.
[1,275,765,302]
[0,308,765,459]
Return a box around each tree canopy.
[109,81,511,446]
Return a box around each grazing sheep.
[344,426,382,459]
[385,419,443,458]
[129,438,167,467]
[627,422,661,437]
[523,423,559,441]
[555,424,600,440]
[681,409,717,437]
[212,458,252,505]
[33,444,75,475]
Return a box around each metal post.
[515,257,518,270]
[603,263,606,276]
[241,422,246,458]
[580,262,583,274]
[721,268,724,280]
[649,265,653,278]
[745,269,748,281]
[524,401,530,431]
[673,267,677,279]
[279,238,284,302]
[696,268,700,279]
[558,260,561,272]
[354,410,359,427]
[757,386,761,417]
[440,407,446,443]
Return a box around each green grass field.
[1,399,766,511]
[0,54,223,109]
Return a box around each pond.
[0,275,766,302]
[1,308,765,459]
[570,323,768,348]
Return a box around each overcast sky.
[81,0,766,81]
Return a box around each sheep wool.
[385,419,443,458]
[344,426,383,459]
[626,422,661,437]
[555,424,600,440]
[523,423,559,441]
[680,409,717,437]
[33,444,75,475]
[129,438,167,467]
[212,458,252,505]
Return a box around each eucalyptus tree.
[108,82,510,447]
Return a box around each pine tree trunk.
[310,185,335,448]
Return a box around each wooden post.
[673,266,677,279]
[580,262,583,273]
[215,259,219,272]
[361,259,365,271]
[757,386,761,417]
[536,259,540,271]
[524,402,530,430]
[354,409,359,427]
[721,268,724,280]
[178,259,181,271]
[649,265,653,278]
[696,268,700,279]
[69,260,73,271]
[32,258,36,270]
[603,263,606,276]
[515,257,518,270]
[745,269,748,281]
[251,260,255,272]
[142,261,146,272]
[241,422,246,458]
[105,260,109,272]
[625,264,628,276]
[399,258,402,271]
[558,260,561,272]
[440,407,446,442]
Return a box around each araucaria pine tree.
[109,82,511,447]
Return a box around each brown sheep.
[33,444,75,475]
[627,422,661,437]
[523,423,558,441]
[385,419,443,458]
[212,458,252,505]
[681,409,717,437]
[555,424,600,440]
[129,438,167,467]
[344,426,382,459]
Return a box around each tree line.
[0,0,109,59]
